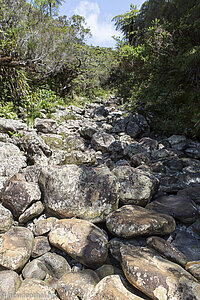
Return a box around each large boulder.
[0,270,21,299]
[48,219,108,268]
[120,245,200,300]
[106,205,176,238]
[91,132,115,153]
[39,165,119,223]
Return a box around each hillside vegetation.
[0,0,200,138]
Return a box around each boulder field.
[0,98,200,299]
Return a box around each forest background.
[0,0,200,138]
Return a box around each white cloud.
[74,1,118,47]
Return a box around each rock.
[177,183,200,204]
[146,194,199,224]
[146,236,188,267]
[48,219,108,268]
[1,179,41,218]
[172,230,200,261]
[49,149,97,166]
[22,259,47,280]
[190,218,200,236]
[120,245,200,300]
[167,135,188,151]
[57,269,99,300]
[0,142,27,193]
[38,252,71,279]
[19,201,44,224]
[139,137,158,154]
[95,264,123,280]
[0,270,21,299]
[80,122,98,139]
[106,205,176,238]
[39,165,118,223]
[10,278,59,299]
[0,204,13,233]
[0,227,34,271]
[91,105,109,118]
[87,275,145,300]
[91,132,115,153]
[31,236,51,258]
[186,261,200,281]
[34,118,58,134]
[0,118,27,133]
[126,114,149,138]
[112,117,129,134]
[185,141,200,159]
[34,217,58,236]
[112,166,159,206]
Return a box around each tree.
[32,0,65,17]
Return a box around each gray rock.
[34,217,58,236]
[34,118,58,134]
[48,219,108,268]
[185,141,200,159]
[91,132,115,153]
[106,205,176,238]
[0,204,13,233]
[95,264,123,280]
[19,201,44,224]
[57,270,99,300]
[112,166,159,206]
[80,122,98,139]
[177,183,200,204]
[38,252,71,279]
[126,114,149,138]
[146,236,188,267]
[22,259,47,280]
[49,149,97,166]
[120,245,200,300]
[186,261,200,281]
[39,165,119,223]
[0,118,27,133]
[0,227,34,271]
[146,194,199,224]
[0,270,21,299]
[31,236,51,258]
[167,135,188,151]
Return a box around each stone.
[10,278,59,299]
[34,118,58,134]
[112,166,159,206]
[1,180,41,218]
[139,137,158,154]
[38,252,71,279]
[31,236,51,258]
[91,132,115,153]
[86,275,145,300]
[126,114,149,138]
[0,270,21,299]
[146,194,199,224]
[80,122,98,139]
[123,142,149,159]
[185,141,200,159]
[34,217,58,236]
[39,165,118,223]
[57,269,99,300]
[186,261,200,281]
[91,105,109,118]
[0,227,34,271]
[146,236,188,267]
[167,135,188,151]
[48,219,108,268]
[0,204,13,233]
[22,259,47,280]
[19,201,44,224]
[49,149,97,166]
[177,183,200,204]
[0,142,27,193]
[106,205,176,238]
[95,264,124,280]
[0,118,27,133]
[120,245,200,300]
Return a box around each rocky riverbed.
[0,97,200,299]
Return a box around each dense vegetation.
[0,0,199,138]
[113,0,200,138]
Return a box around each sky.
[59,0,145,48]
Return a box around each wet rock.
[0,204,13,233]
[19,201,44,224]
[186,261,200,281]
[87,275,145,300]
[38,252,71,279]
[91,132,115,153]
[0,270,21,299]
[22,259,47,280]
[106,205,176,238]
[34,217,58,236]
[34,118,58,134]
[31,236,51,258]
[39,165,118,223]
[120,245,200,300]
[1,179,41,218]
[10,278,59,299]
[112,166,159,206]
[146,194,199,224]
[48,219,108,268]
[57,269,99,300]
[0,118,27,134]
[172,230,200,261]
[146,236,188,267]
[0,227,34,271]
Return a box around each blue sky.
[59,0,145,48]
